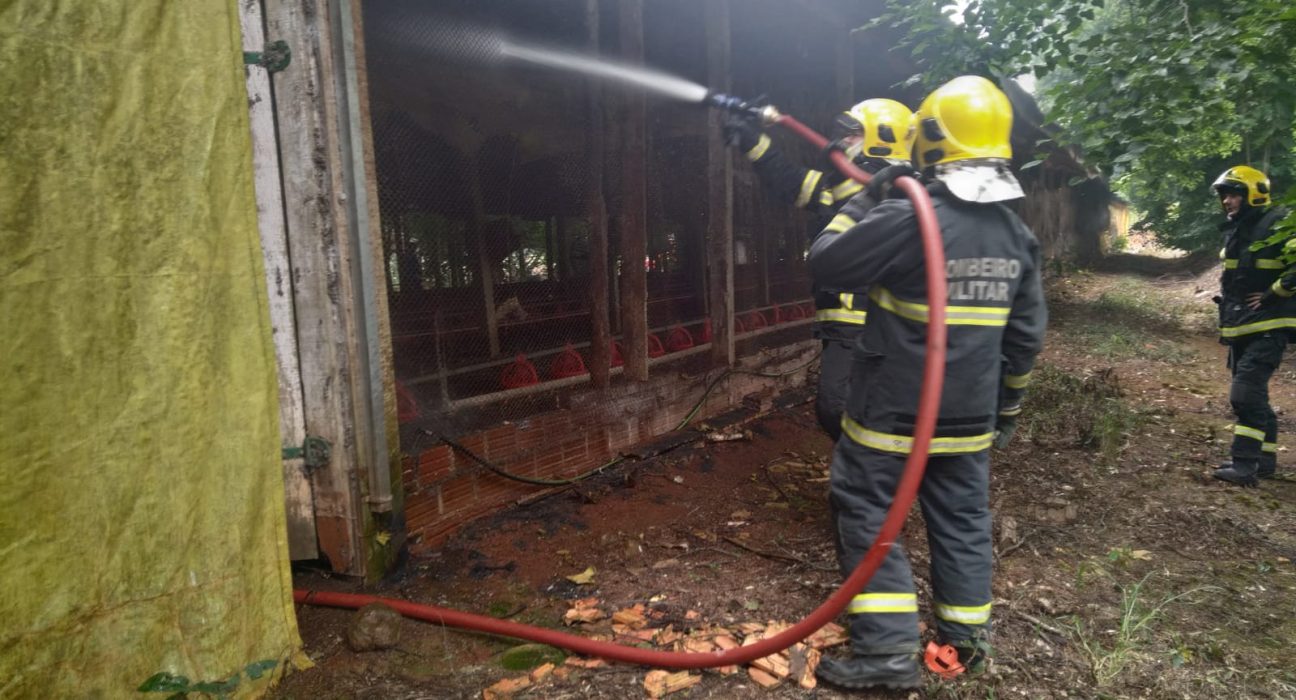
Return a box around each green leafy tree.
[869,0,1296,250]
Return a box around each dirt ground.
[275,260,1296,700]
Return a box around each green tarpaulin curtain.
[1,1,304,696]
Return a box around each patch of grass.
[1073,321,1197,363]
[497,643,565,671]
[1105,546,1152,569]
[1074,559,1106,590]
[1092,281,1188,325]
[1165,633,1195,669]
[1057,278,1212,359]
[507,603,563,630]
[1020,364,1143,462]
[1069,573,1218,686]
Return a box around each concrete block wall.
[403,341,818,552]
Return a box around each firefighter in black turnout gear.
[1211,165,1295,486]
[808,76,1047,690]
[726,99,916,441]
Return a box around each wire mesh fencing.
[366,0,835,432]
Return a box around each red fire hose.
[771,115,876,185]
[295,115,947,670]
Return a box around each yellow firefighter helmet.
[915,76,1021,203]
[837,98,916,163]
[915,75,1014,168]
[1212,165,1271,207]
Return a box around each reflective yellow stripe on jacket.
[815,308,867,325]
[817,180,866,206]
[815,292,867,325]
[824,212,856,234]
[841,415,993,455]
[1222,258,1282,270]
[744,134,771,162]
[795,170,824,208]
[830,179,865,202]
[868,287,1011,326]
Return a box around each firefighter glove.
[723,116,762,152]
[819,137,856,164]
[993,415,1017,449]
[866,163,921,201]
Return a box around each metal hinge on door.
[283,435,331,471]
[244,40,292,73]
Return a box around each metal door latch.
[244,40,292,73]
[283,436,331,471]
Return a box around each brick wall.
[403,341,819,552]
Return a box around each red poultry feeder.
[396,380,421,423]
[647,333,666,358]
[785,303,807,321]
[744,310,768,331]
[500,353,539,389]
[611,340,625,367]
[770,306,784,324]
[699,319,713,343]
[548,344,588,379]
[665,325,694,352]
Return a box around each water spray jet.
[500,41,711,103]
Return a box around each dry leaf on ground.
[644,670,701,698]
[565,566,596,585]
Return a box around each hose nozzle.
[705,91,752,114]
[705,91,782,126]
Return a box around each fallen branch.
[722,536,802,564]
[998,532,1031,559]
[721,537,837,571]
[698,546,742,559]
[501,602,529,619]
[762,461,793,503]
[1012,609,1067,638]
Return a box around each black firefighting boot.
[950,638,993,675]
[1258,455,1277,480]
[815,653,922,690]
[1213,459,1260,487]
